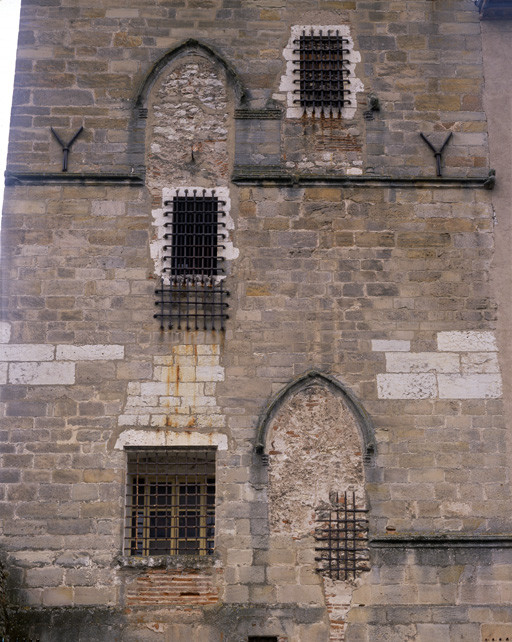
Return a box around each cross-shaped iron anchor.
[50,126,84,172]
[420,132,453,177]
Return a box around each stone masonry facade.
[1,1,512,641]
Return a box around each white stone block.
[154,365,196,382]
[371,340,411,352]
[438,374,502,399]
[56,344,124,360]
[0,363,7,384]
[140,382,171,396]
[9,362,75,385]
[437,331,497,352]
[461,352,499,374]
[385,352,459,374]
[125,396,158,408]
[195,366,224,382]
[0,344,54,361]
[0,322,11,344]
[115,429,228,450]
[178,383,204,396]
[195,345,220,355]
[197,414,226,428]
[377,373,437,399]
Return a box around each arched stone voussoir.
[135,39,248,110]
[255,369,376,463]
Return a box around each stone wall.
[1,0,511,640]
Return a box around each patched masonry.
[118,344,225,429]
[0,324,124,385]
[374,331,502,400]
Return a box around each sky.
[0,0,21,206]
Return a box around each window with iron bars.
[314,491,369,580]
[293,29,352,117]
[125,448,216,557]
[154,188,229,331]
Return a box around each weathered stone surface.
[1,1,510,641]
[377,373,437,399]
[56,345,124,360]
[438,331,497,352]
[8,362,75,385]
[438,374,502,399]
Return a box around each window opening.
[315,491,369,580]
[154,189,229,331]
[125,447,216,556]
[293,29,352,117]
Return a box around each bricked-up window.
[125,448,215,556]
[154,188,229,331]
[293,30,352,116]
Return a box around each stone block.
[25,567,64,588]
[372,340,411,352]
[461,352,499,374]
[377,373,437,399]
[56,344,124,360]
[385,352,459,374]
[437,374,502,399]
[0,344,54,361]
[9,362,75,385]
[223,584,249,602]
[437,331,497,352]
[0,322,11,343]
[226,549,253,566]
[42,586,74,606]
[73,586,117,605]
[276,584,324,604]
[417,624,450,641]
[0,363,7,384]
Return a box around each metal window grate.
[315,491,369,580]
[293,30,352,117]
[125,448,216,557]
[154,189,229,331]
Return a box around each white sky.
[0,0,21,206]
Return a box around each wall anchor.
[51,126,84,172]
[420,132,452,177]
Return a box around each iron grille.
[293,30,352,116]
[125,448,215,557]
[315,491,369,580]
[154,189,229,331]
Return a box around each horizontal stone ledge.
[115,554,220,570]
[370,535,512,549]
[234,108,283,120]
[231,167,495,189]
[4,172,144,187]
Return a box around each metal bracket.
[420,132,452,177]
[50,126,84,172]
[363,94,380,120]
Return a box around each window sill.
[115,554,219,570]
